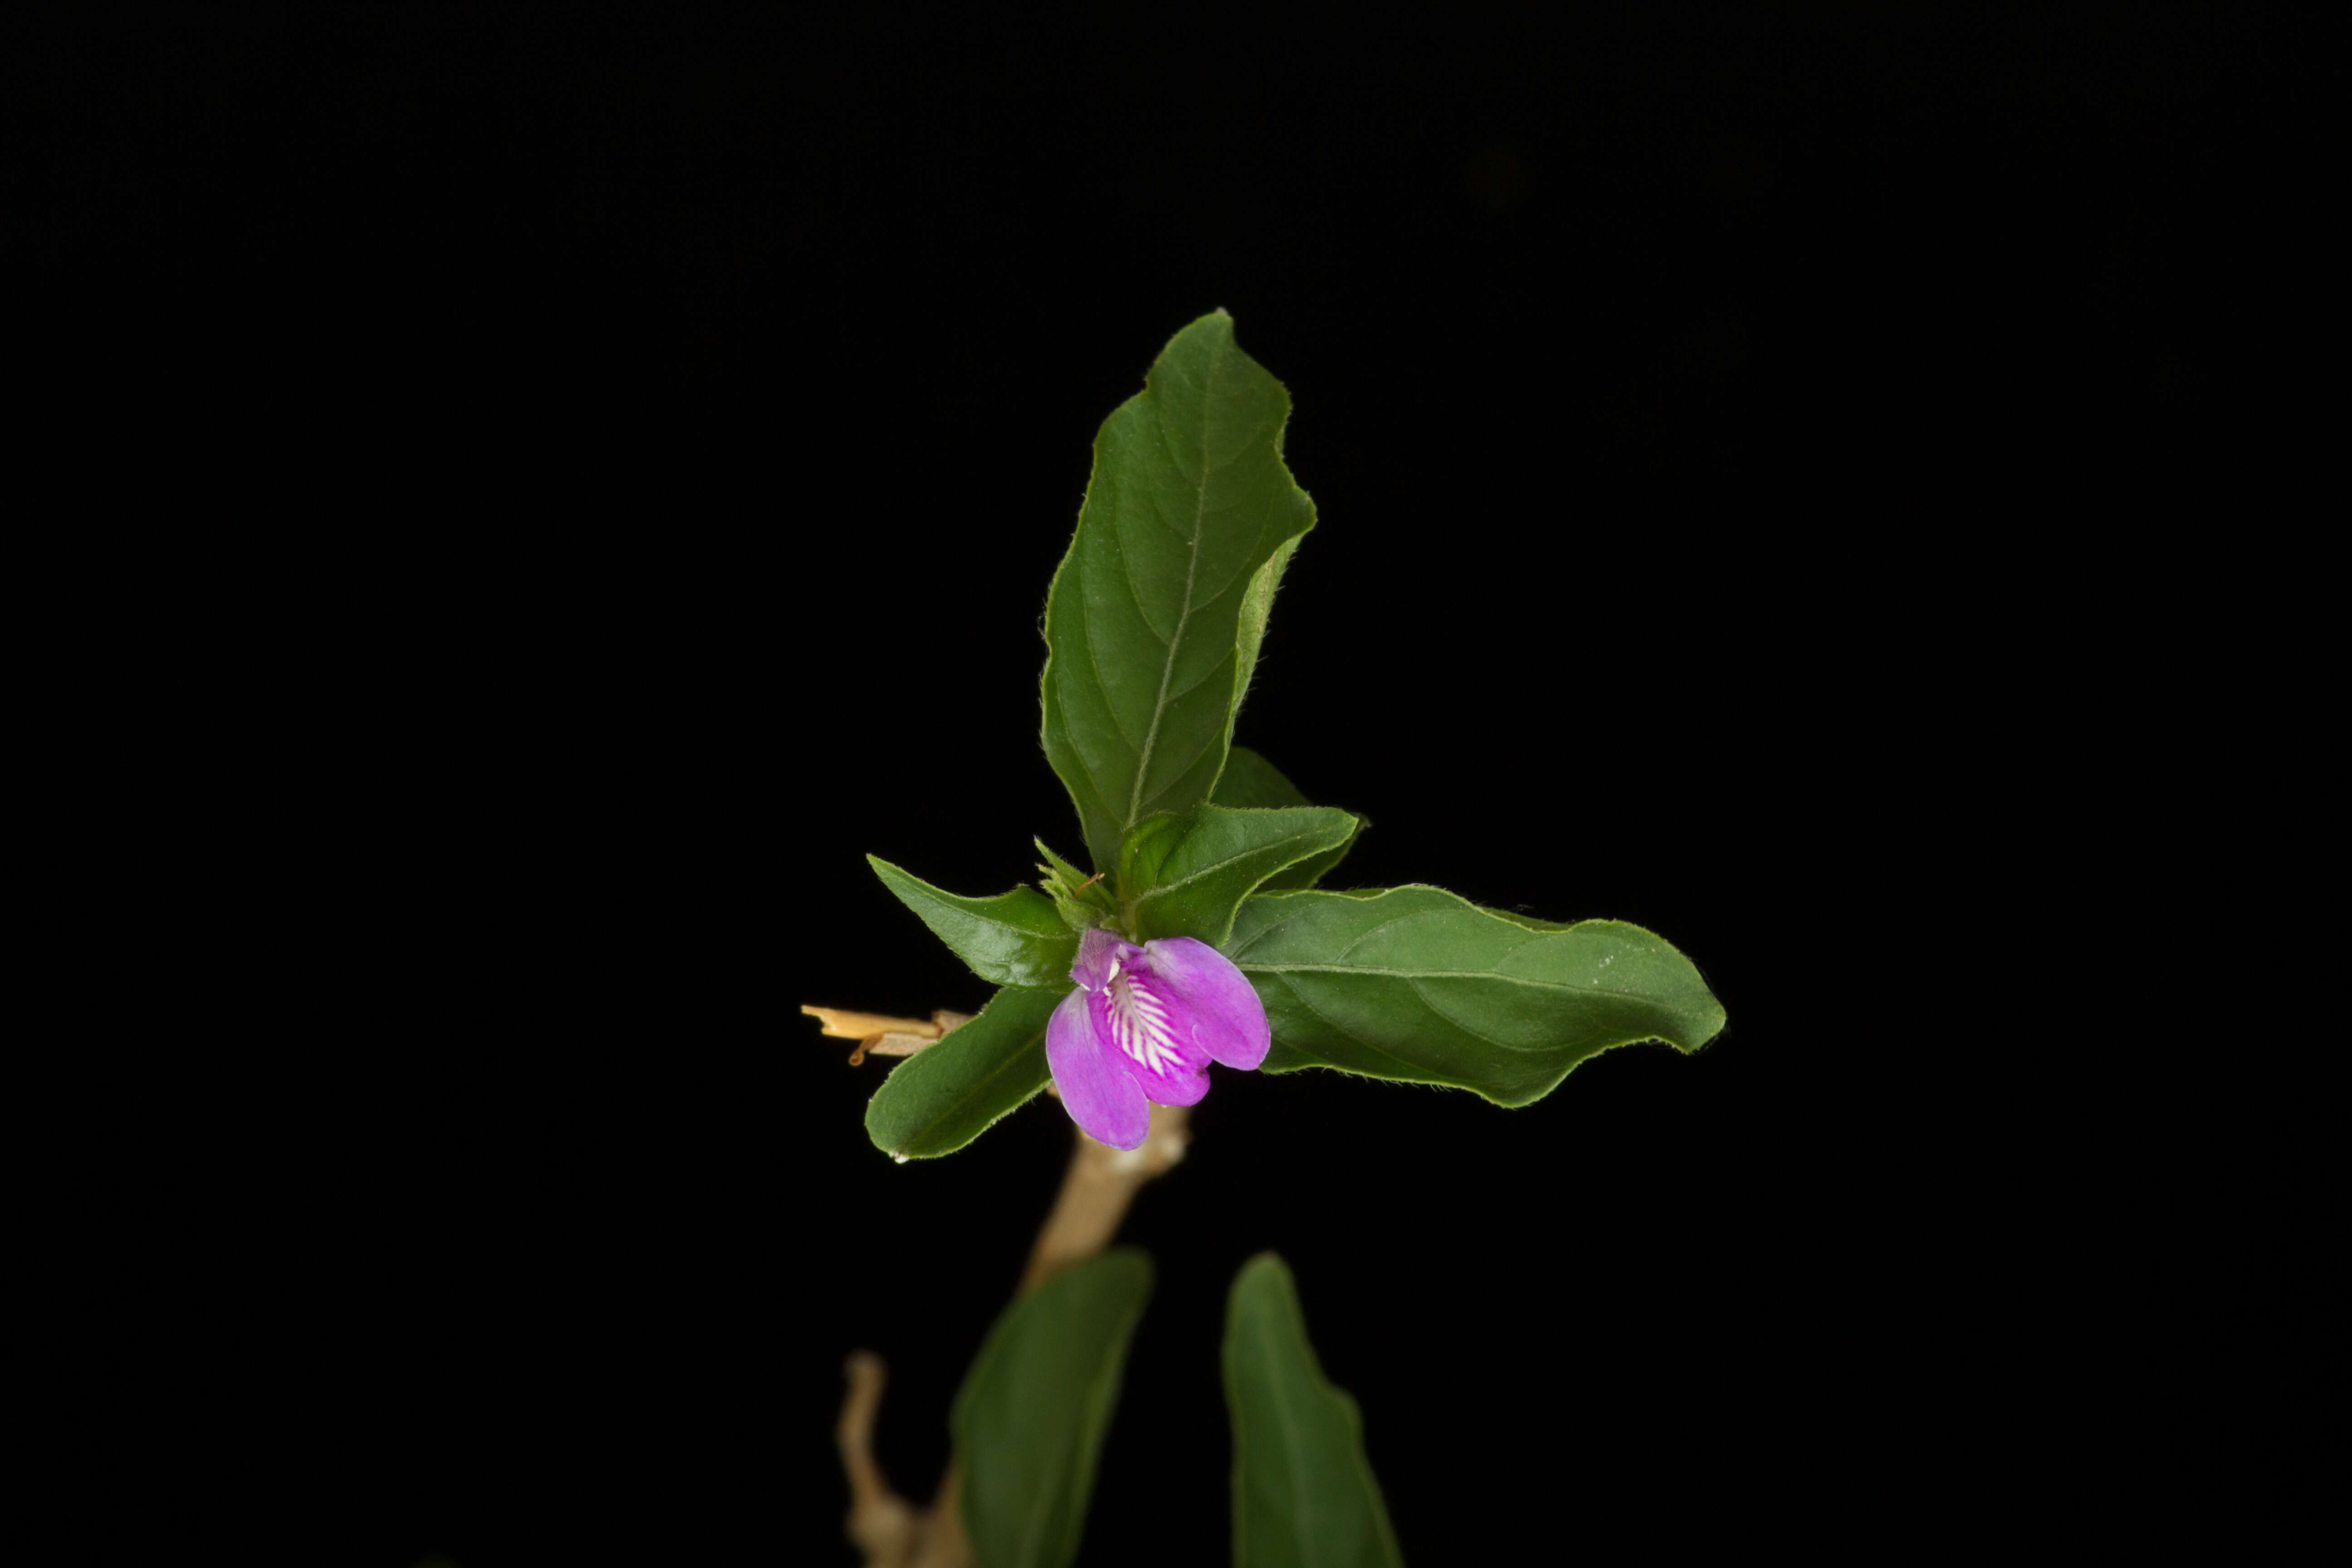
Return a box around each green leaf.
[1233,536,1299,715]
[1210,748,1362,892]
[1225,887,1726,1106]
[869,856,1079,990]
[1225,1253,1404,1568]
[1113,811,1189,911]
[954,1249,1155,1568]
[1120,804,1362,946]
[1040,312,1318,872]
[863,987,1060,1159]
[1258,832,1361,895]
[1210,745,1314,809]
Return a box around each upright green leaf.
[1211,748,1362,891]
[955,1250,1155,1568]
[1040,312,1318,872]
[863,987,1060,1159]
[869,857,1080,990]
[1120,803,1361,946]
[1226,887,1726,1106]
[1225,1253,1404,1568]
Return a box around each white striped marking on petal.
[1106,974,1184,1075]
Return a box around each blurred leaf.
[1040,312,1317,872]
[869,855,1078,990]
[1225,1253,1404,1568]
[955,1250,1156,1568]
[1227,887,1725,1105]
[863,987,1058,1158]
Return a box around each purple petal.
[1069,924,1130,991]
[1045,986,1149,1149]
[1091,981,1211,1106]
[1142,937,1270,1070]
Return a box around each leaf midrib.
[1238,961,1685,1004]
[931,903,1072,946]
[1124,333,1224,833]
[878,864,1070,941]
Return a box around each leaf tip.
[1232,1249,1293,1298]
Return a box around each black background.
[17,4,2335,1564]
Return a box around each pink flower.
[1045,925,1271,1149]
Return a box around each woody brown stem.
[828,1005,1191,1568]
[1021,1102,1191,1291]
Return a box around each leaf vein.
[1124,332,1226,832]
[1245,962,1673,1004]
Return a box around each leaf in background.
[955,1249,1155,1568]
[869,856,1080,990]
[1210,748,1362,892]
[1226,887,1725,1106]
[1121,803,1361,946]
[1040,312,1318,872]
[863,986,1060,1159]
[1209,745,1313,809]
[1225,1253,1404,1568]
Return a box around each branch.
[804,1005,973,1066]
[1021,1102,1189,1291]
[820,1006,1189,1568]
